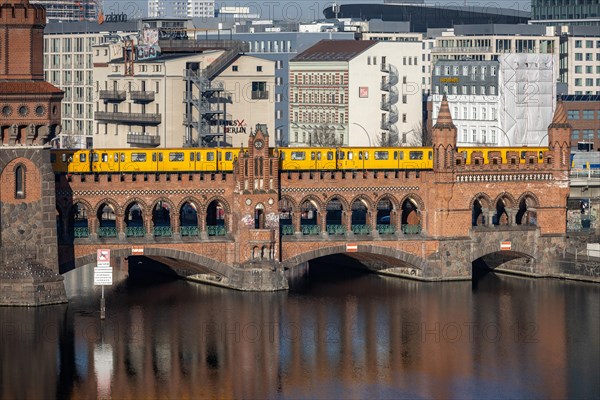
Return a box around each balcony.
[99,90,126,102]
[251,90,269,100]
[432,46,492,54]
[95,111,162,125]
[130,91,155,103]
[127,131,161,146]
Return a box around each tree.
[310,125,343,146]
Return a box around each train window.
[114,153,118,162]
[68,155,73,162]
[159,153,163,162]
[93,153,99,162]
[520,151,526,159]
[102,153,108,162]
[225,152,233,161]
[80,153,86,162]
[338,151,345,160]
[121,153,125,162]
[152,153,156,162]
[348,152,353,160]
[196,152,201,161]
[399,152,404,160]
[207,152,215,161]
[317,152,322,160]
[358,151,363,160]
[51,154,56,163]
[311,152,316,160]
[409,151,423,160]
[61,154,67,162]
[170,152,184,162]
[393,151,398,160]
[364,152,369,160]
[327,152,334,160]
[190,153,194,162]
[280,152,286,160]
[539,151,543,159]
[428,151,432,160]
[375,151,389,160]
[132,153,146,162]
[291,151,305,161]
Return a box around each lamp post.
[351,122,372,146]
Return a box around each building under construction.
[31,0,97,22]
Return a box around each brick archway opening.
[472,251,535,281]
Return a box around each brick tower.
[0,0,67,305]
[231,125,287,290]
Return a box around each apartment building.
[430,54,557,147]
[289,40,422,147]
[43,21,138,148]
[92,42,274,148]
[201,31,354,146]
[148,0,214,18]
[560,27,600,95]
[531,0,600,27]
[563,94,600,151]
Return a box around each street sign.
[97,249,111,268]
[94,267,113,286]
[500,241,512,251]
[132,246,144,255]
[346,244,358,252]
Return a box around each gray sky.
[103,0,531,21]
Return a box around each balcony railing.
[99,90,126,102]
[127,132,160,146]
[154,226,172,237]
[326,224,346,235]
[181,226,199,237]
[401,224,421,235]
[98,227,117,238]
[377,224,396,235]
[95,112,162,125]
[351,224,371,235]
[126,226,146,237]
[251,91,269,100]
[301,225,320,235]
[432,46,492,54]
[207,225,226,236]
[281,225,294,236]
[130,91,155,102]
[74,226,89,238]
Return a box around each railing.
[127,132,160,146]
[126,226,145,237]
[377,224,396,235]
[98,227,117,238]
[95,112,162,125]
[180,226,199,237]
[570,169,600,178]
[327,224,346,235]
[207,225,226,236]
[251,91,269,100]
[432,46,492,54]
[99,90,126,102]
[74,227,89,238]
[301,225,320,235]
[352,224,371,235]
[281,225,295,236]
[154,226,172,237]
[401,224,421,235]
[130,91,155,102]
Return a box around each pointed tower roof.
[433,95,456,130]
[549,99,570,129]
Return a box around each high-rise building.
[31,0,97,22]
[148,0,214,18]
[531,0,600,27]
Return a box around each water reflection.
[0,261,598,400]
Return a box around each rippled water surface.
[1,260,598,399]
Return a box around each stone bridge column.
[320,211,328,237]
[199,211,207,240]
[116,213,125,240]
[145,216,154,239]
[89,216,98,240]
[483,208,494,227]
[507,208,517,226]
[293,211,301,236]
[343,210,351,235]
[172,212,181,240]
[369,210,379,237]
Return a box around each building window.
[257,66,263,72]
[575,66,582,73]
[567,110,580,120]
[472,129,477,142]
[575,40,582,48]
[276,77,283,86]
[583,130,594,140]
[491,129,496,143]
[232,65,238,71]
[481,130,487,143]
[402,95,407,103]
[402,113,407,123]
[583,110,594,119]
[575,78,582,86]
[472,107,477,120]
[15,165,25,199]
[367,56,371,65]
[251,81,268,100]
[276,93,282,102]
[276,109,282,119]
[571,130,580,140]
[462,128,468,142]
[586,40,593,48]
[575,53,583,61]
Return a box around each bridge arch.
[63,247,235,279]
[279,195,298,213]
[493,192,516,226]
[470,193,493,226]
[283,244,430,274]
[176,196,203,214]
[298,194,324,212]
[516,192,540,226]
[469,192,493,209]
[201,195,232,215]
[92,198,121,218]
[399,193,425,210]
[122,197,149,217]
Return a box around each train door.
[336,149,345,170]
[152,151,165,171]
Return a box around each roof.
[561,94,600,102]
[292,40,377,62]
[0,81,63,95]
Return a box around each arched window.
[15,165,25,199]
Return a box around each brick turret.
[547,99,572,170]
[432,95,457,171]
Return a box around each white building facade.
[289,40,422,147]
[148,0,214,18]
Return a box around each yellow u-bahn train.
[51,146,548,174]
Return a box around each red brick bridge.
[55,99,572,290]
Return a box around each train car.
[337,147,433,170]
[279,147,337,171]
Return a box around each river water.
[1,258,598,400]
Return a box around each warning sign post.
[95,249,112,319]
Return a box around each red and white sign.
[132,246,144,255]
[500,242,512,251]
[97,249,111,268]
[346,244,358,253]
[359,87,369,98]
